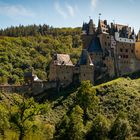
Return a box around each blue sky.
[0,0,139,33]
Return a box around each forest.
[0,25,82,85]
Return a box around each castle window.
[131,50,134,53]
[105,42,107,46]
[126,55,128,58]
[64,76,66,79]
[125,49,128,52]
[120,48,123,52]
[83,74,85,77]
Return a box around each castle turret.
[88,19,96,35]
[115,25,118,32]
[82,22,88,35]
[97,19,102,34]
[79,49,93,65]
[78,49,94,84]
[97,19,109,34]
[81,19,96,49]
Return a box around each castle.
[49,18,140,86]
[1,18,140,94]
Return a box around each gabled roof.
[54,54,73,66]
[79,49,93,65]
[87,37,103,53]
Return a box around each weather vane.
[99,13,101,19]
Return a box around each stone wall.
[0,81,57,95]
[80,65,94,84]
[31,81,57,95]
[49,64,74,87]
[116,41,140,75]
[0,85,30,94]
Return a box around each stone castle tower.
[48,50,94,87]
[49,18,140,87]
[81,18,140,82]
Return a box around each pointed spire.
[79,49,93,66]
[88,18,95,35]
[82,22,85,30]
[115,25,118,32]
[99,13,101,20]
[97,18,102,34]
[132,28,135,35]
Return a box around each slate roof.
[54,54,73,66]
[79,49,93,65]
[88,37,103,53]
[82,23,88,32]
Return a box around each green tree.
[55,105,85,140]
[9,96,49,140]
[0,76,8,85]
[0,104,10,139]
[76,81,99,119]
[68,105,85,140]
[86,114,110,140]
[109,112,131,140]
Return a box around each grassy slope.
[1,77,140,139]
[43,77,140,135]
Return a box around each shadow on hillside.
[123,70,140,79]
[95,70,140,86]
[31,70,140,103]
[33,83,79,103]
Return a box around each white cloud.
[54,1,77,18]
[91,0,98,8]
[0,4,35,18]
[66,4,74,17]
[54,2,67,18]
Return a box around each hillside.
[0,27,82,84]
[0,77,140,139]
